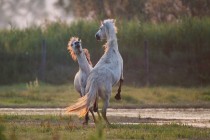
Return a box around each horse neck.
[106,25,118,51]
[106,35,118,52]
[77,52,91,73]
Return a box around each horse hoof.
[115,93,121,100]
[82,121,88,125]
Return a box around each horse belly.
[74,72,81,94]
[112,68,121,85]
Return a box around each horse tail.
[66,79,97,117]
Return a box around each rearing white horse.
[66,19,124,125]
[68,37,93,97]
[67,37,96,124]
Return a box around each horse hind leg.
[83,109,97,125]
[94,96,102,121]
[101,98,110,125]
[93,93,102,121]
[93,96,98,112]
[83,112,89,125]
[90,109,97,123]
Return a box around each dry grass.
[0,83,210,108]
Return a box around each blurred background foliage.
[55,0,210,22]
[0,0,210,86]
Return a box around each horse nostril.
[74,41,80,48]
[95,34,100,40]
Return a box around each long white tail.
[66,80,97,117]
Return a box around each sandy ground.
[0,108,209,128]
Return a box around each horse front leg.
[115,79,123,100]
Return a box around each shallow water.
[0,108,209,128]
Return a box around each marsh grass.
[0,83,79,107]
[0,115,210,140]
[0,124,6,140]
[110,85,210,108]
[0,84,210,108]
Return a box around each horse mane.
[67,37,79,61]
[101,19,118,53]
[83,48,93,66]
[102,19,118,33]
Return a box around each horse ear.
[113,19,116,24]
[80,40,82,46]
[101,20,105,25]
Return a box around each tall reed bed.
[0,18,210,86]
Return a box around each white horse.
[68,37,93,97]
[66,19,124,125]
[67,37,96,124]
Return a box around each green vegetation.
[0,83,210,108]
[0,17,210,86]
[0,115,210,140]
[0,82,77,108]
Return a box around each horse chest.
[102,55,119,67]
